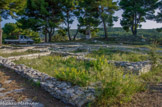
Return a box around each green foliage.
[20,0,63,42]
[21,29,41,43]
[0,0,26,21]
[77,0,101,36]
[96,72,144,106]
[2,23,20,39]
[154,1,162,23]
[148,42,159,67]
[98,0,118,39]
[60,0,79,40]
[140,64,162,83]
[2,23,40,43]
[57,29,67,37]
[52,34,68,42]
[119,0,158,36]
[87,48,148,62]
[14,55,144,106]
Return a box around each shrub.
[148,41,159,67]
[140,64,162,83]
[15,55,144,106]
[52,34,68,42]
[87,48,148,62]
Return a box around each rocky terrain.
[0,43,161,107]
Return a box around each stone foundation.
[0,56,96,107]
[7,52,51,61]
[75,56,152,75]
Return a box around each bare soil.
[0,66,72,107]
[120,83,162,107]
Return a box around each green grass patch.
[140,64,162,83]
[87,48,149,62]
[0,49,41,57]
[14,55,145,106]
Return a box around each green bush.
[140,64,162,83]
[14,55,144,106]
[52,34,68,42]
[87,48,148,62]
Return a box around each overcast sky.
[1,10,162,29]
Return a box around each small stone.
[0,88,5,92]
[58,82,67,89]
[32,103,44,107]
[46,83,54,88]
[12,88,24,93]
[75,90,84,96]
[4,80,12,84]
[23,98,33,102]
[0,93,6,97]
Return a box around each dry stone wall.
[7,52,51,61]
[0,56,96,107]
[75,56,152,75]
[108,61,152,75]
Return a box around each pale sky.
[1,10,162,29]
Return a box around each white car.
[5,35,34,44]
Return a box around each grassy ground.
[14,55,145,106]
[0,50,41,57]
[140,64,162,83]
[87,48,149,62]
[13,44,162,106]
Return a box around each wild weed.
[15,55,145,106]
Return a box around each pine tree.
[120,0,158,36]
[0,0,26,45]
[20,0,63,42]
[98,0,118,39]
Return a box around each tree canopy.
[2,23,40,43]
[119,0,158,36]
[0,0,26,45]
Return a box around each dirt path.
[0,66,72,107]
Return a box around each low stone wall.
[7,52,51,61]
[108,61,152,75]
[51,51,88,57]
[0,57,96,107]
[75,56,152,75]
[0,47,34,54]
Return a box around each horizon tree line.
[0,0,161,43]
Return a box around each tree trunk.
[0,21,2,46]
[103,19,108,39]
[131,13,137,36]
[134,13,137,36]
[67,11,71,41]
[45,34,48,42]
[73,26,80,40]
[100,8,108,40]
[48,27,55,42]
[67,25,71,41]
[48,33,52,42]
